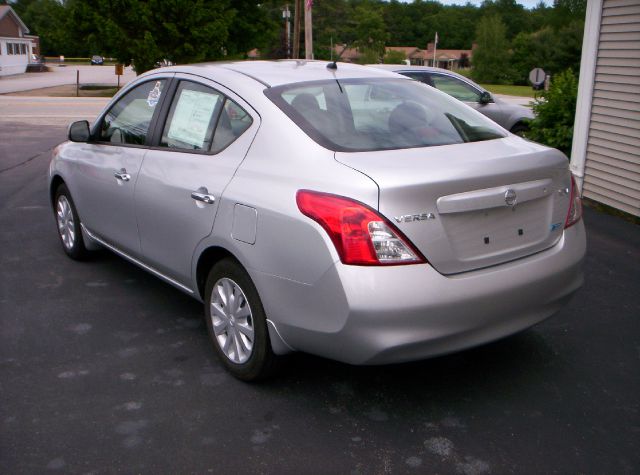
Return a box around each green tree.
[383,0,418,46]
[471,14,514,84]
[510,27,555,84]
[352,3,388,61]
[550,20,584,74]
[226,0,278,58]
[429,6,480,49]
[551,0,587,29]
[71,0,235,73]
[312,0,355,59]
[526,69,578,156]
[478,0,531,39]
[15,0,68,55]
[511,19,583,85]
[529,1,555,31]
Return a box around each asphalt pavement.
[0,65,137,94]
[0,101,638,474]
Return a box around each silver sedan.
[49,61,585,380]
[369,64,534,135]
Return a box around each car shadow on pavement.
[84,242,564,406]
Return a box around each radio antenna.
[327,36,337,70]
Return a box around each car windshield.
[265,78,506,152]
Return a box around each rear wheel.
[510,123,529,137]
[54,184,88,260]
[204,258,280,381]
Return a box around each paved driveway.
[0,98,638,474]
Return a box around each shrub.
[526,69,578,156]
[383,50,407,64]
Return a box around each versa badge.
[394,212,436,223]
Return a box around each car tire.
[54,184,88,260]
[204,258,280,381]
[510,123,529,137]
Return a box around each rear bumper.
[256,222,586,365]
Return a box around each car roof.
[149,60,404,88]
[368,64,477,81]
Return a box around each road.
[493,94,533,107]
[0,65,137,94]
[0,99,639,474]
[0,96,107,171]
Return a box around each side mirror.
[479,91,492,105]
[68,120,90,142]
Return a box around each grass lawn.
[478,84,539,98]
[450,70,540,97]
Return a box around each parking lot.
[0,97,639,474]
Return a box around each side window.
[430,75,481,102]
[282,86,327,110]
[401,72,433,86]
[99,79,167,145]
[161,82,224,151]
[211,98,253,154]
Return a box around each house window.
[21,44,26,54]
[7,43,13,55]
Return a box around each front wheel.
[54,184,88,260]
[204,258,280,381]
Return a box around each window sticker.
[146,81,163,107]
[167,89,220,149]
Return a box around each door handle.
[191,188,215,204]
[114,169,131,182]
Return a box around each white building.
[0,5,38,77]
[571,0,640,217]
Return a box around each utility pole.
[293,0,301,59]
[282,5,291,58]
[304,0,313,60]
[432,32,438,68]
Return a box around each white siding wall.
[583,0,640,216]
[0,38,31,76]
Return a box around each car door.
[72,77,170,256]
[134,76,259,286]
[428,73,507,126]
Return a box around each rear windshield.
[265,78,506,152]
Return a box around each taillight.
[296,190,426,266]
[564,174,583,229]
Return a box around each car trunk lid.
[335,137,572,274]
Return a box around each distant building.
[246,48,260,60]
[424,42,474,69]
[570,0,639,217]
[0,5,39,76]
[331,43,473,69]
[384,46,426,65]
[332,44,360,62]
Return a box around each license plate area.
[440,197,552,262]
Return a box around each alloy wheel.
[209,277,255,364]
[56,195,75,250]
